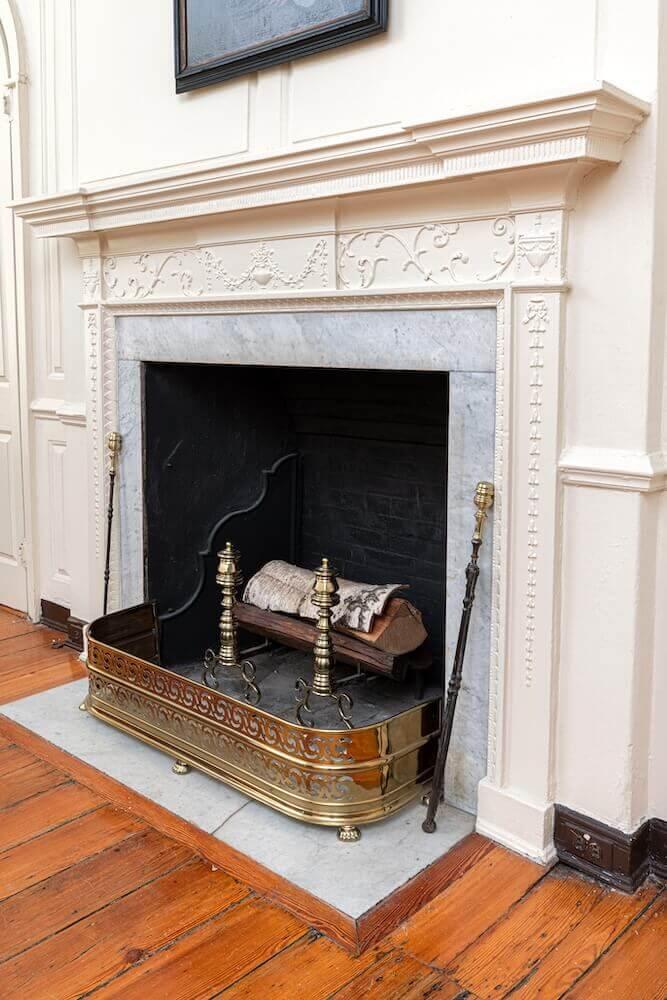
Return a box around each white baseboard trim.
[476,779,557,865]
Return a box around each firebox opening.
[143,362,448,688]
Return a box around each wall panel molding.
[560,446,667,493]
[30,397,86,426]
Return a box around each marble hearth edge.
[116,307,496,814]
[1,680,475,919]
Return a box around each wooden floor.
[0,606,665,999]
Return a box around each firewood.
[337,597,427,655]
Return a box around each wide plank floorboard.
[219,934,379,1000]
[447,870,604,998]
[0,780,102,852]
[0,858,249,999]
[0,653,86,703]
[0,613,664,1000]
[0,609,33,640]
[92,898,306,998]
[330,949,463,1000]
[0,804,145,901]
[0,746,70,808]
[565,892,667,999]
[0,627,63,659]
[391,843,547,969]
[0,826,193,963]
[509,879,661,998]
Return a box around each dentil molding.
[13,84,648,239]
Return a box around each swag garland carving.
[102,239,329,299]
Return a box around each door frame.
[1,0,35,617]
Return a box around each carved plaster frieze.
[337,217,517,290]
[101,239,330,300]
[336,212,570,291]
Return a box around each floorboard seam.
[78,891,259,998]
[556,886,665,999]
[0,818,147,909]
[0,802,105,854]
[397,863,553,976]
[210,929,318,998]
[0,777,76,814]
[0,851,198,967]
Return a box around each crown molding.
[13,83,648,240]
[559,446,667,493]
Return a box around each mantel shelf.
[13,82,648,240]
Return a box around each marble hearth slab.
[1,679,475,921]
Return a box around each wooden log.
[235,602,431,681]
[338,597,427,655]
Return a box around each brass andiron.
[204,542,261,704]
[103,431,122,616]
[423,480,495,834]
[295,558,354,732]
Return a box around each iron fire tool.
[295,558,354,730]
[103,432,122,615]
[203,542,261,704]
[423,480,495,834]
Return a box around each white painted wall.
[72,0,600,182]
[4,0,666,836]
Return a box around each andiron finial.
[204,542,261,704]
[295,558,354,730]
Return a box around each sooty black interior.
[143,363,448,682]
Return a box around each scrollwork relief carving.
[102,240,329,299]
[476,217,516,281]
[338,217,518,289]
[199,240,328,293]
[338,224,468,289]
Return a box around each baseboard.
[651,818,667,881]
[554,805,667,892]
[40,599,86,652]
[476,780,556,865]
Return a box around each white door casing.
[0,10,27,611]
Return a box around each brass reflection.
[204,541,261,704]
[86,621,440,831]
[295,558,354,729]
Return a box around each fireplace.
[104,307,496,821]
[143,362,448,687]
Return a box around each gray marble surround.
[116,308,496,814]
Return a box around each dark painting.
[175,0,388,92]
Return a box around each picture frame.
[174,0,389,94]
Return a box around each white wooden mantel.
[13,82,654,864]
